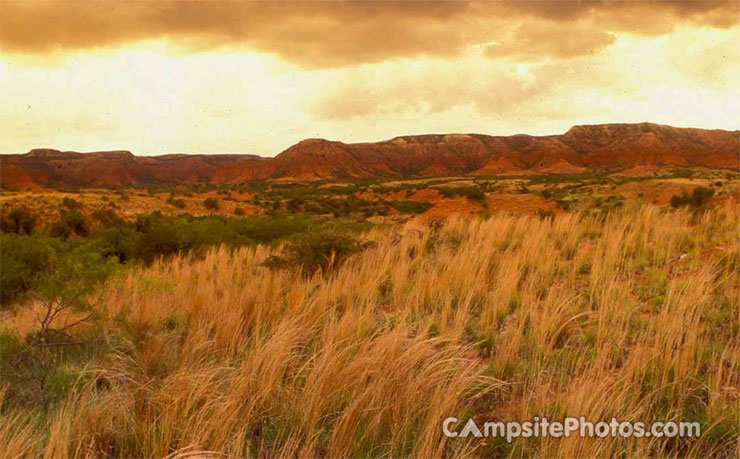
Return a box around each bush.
[670,186,715,208]
[61,197,79,209]
[50,211,89,239]
[669,194,685,208]
[287,199,304,212]
[0,234,54,304]
[234,207,246,216]
[204,198,219,210]
[536,209,555,221]
[263,230,375,276]
[554,198,572,212]
[232,216,310,244]
[0,237,117,409]
[389,201,433,214]
[167,195,187,209]
[100,227,137,262]
[690,186,715,206]
[438,186,485,200]
[49,221,71,239]
[671,169,694,178]
[134,221,185,263]
[91,208,124,227]
[105,213,312,262]
[0,206,37,234]
[0,235,115,306]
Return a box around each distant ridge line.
[1,123,738,188]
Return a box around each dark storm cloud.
[1,1,737,67]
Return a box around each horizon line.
[2,121,738,158]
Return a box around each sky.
[1,0,738,156]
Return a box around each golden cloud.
[305,22,740,122]
[1,1,738,67]
[484,22,616,60]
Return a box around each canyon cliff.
[1,123,737,188]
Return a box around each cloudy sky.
[1,0,738,156]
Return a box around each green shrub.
[49,221,71,239]
[30,240,116,310]
[670,186,715,208]
[4,210,365,305]
[389,201,433,214]
[61,197,79,209]
[0,206,37,234]
[167,195,187,209]
[204,198,219,210]
[50,211,89,239]
[0,239,117,408]
[234,207,246,216]
[0,234,54,304]
[669,194,685,208]
[554,198,572,212]
[91,208,124,227]
[231,216,310,244]
[690,186,715,206]
[438,186,485,200]
[135,221,185,263]
[100,227,138,262]
[0,235,115,307]
[263,230,375,276]
[536,209,555,221]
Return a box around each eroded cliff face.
[2,123,738,188]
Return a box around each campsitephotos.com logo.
[442,416,701,443]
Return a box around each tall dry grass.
[1,203,738,458]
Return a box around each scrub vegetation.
[0,196,738,457]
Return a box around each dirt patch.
[486,194,563,215]
[419,198,483,221]
[386,188,444,202]
[319,182,354,189]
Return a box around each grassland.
[0,172,738,457]
[1,169,736,224]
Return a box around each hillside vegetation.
[0,201,737,457]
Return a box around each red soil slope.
[1,123,737,188]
